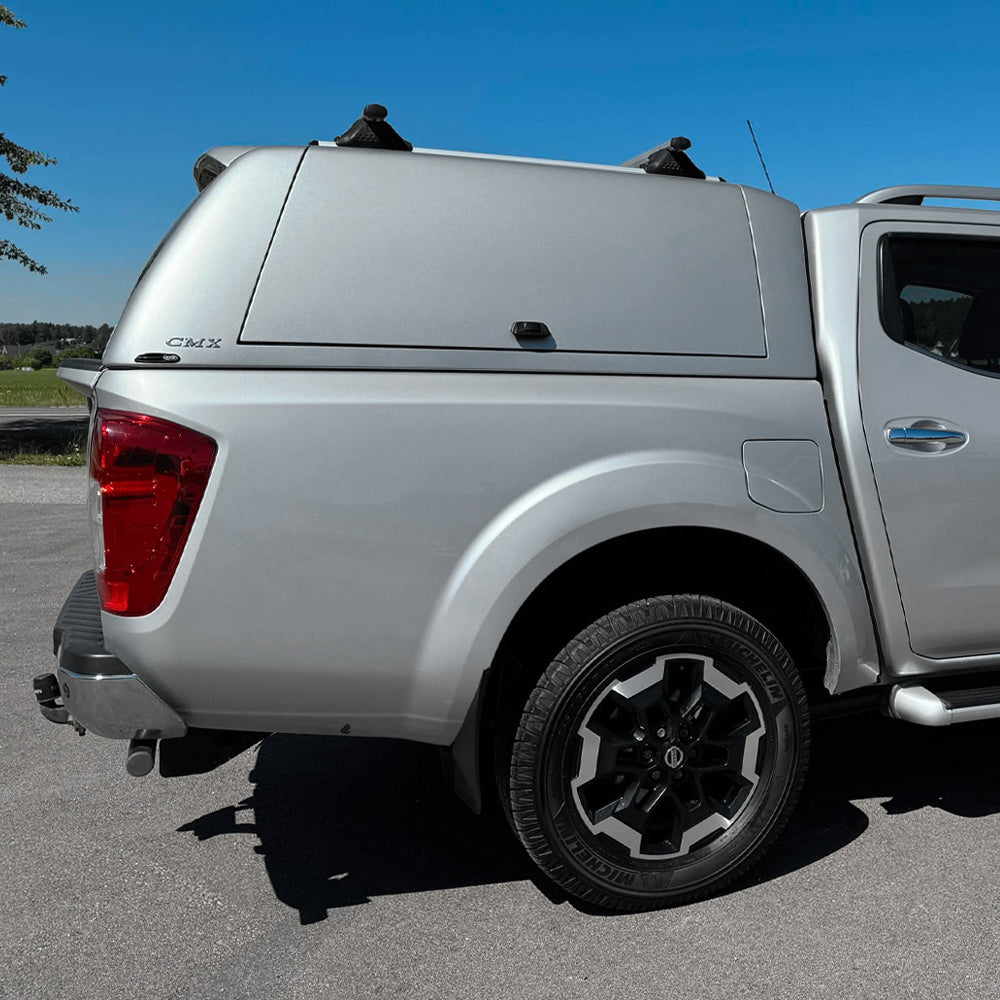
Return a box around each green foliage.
[18,347,53,368]
[0,5,26,30]
[1,5,79,274]
[92,322,113,352]
[0,449,85,465]
[908,297,974,358]
[55,343,96,363]
[0,320,112,348]
[0,354,11,369]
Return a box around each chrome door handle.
[886,424,967,452]
[888,427,966,442]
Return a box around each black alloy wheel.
[504,595,809,911]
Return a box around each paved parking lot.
[3,470,1000,999]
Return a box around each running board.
[890,684,1000,726]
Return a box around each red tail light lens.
[90,409,216,616]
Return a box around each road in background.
[0,465,86,504]
[4,493,1000,999]
[0,406,88,423]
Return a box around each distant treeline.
[0,321,114,349]
[907,296,973,355]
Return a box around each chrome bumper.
[55,665,187,740]
[38,572,187,740]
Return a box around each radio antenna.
[746,119,775,195]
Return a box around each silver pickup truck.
[33,106,1000,911]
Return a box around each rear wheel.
[504,595,809,911]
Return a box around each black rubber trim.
[52,571,130,677]
[442,668,488,813]
[940,686,1000,710]
[57,357,103,372]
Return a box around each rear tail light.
[89,409,216,616]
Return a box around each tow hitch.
[34,671,158,773]
[33,673,75,728]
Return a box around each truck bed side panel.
[95,369,878,743]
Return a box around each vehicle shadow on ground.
[178,733,536,923]
[177,713,1000,923]
[741,711,1000,893]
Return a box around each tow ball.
[32,673,85,735]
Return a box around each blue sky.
[2,0,998,323]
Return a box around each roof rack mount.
[622,137,706,180]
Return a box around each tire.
[504,594,809,911]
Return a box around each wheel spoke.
[639,780,671,815]
[586,721,642,772]
[659,789,695,853]
[589,688,645,737]
[668,658,707,719]
[686,702,717,742]
[618,685,667,739]
[589,777,641,824]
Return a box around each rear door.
[858,222,1000,658]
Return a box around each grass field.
[0,367,85,407]
[0,368,87,464]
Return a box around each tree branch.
[0,172,79,213]
[0,238,46,273]
[0,6,26,29]
[0,134,58,173]
[1,5,77,273]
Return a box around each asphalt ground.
[3,467,1000,998]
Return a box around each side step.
[890,684,1000,726]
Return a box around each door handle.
[510,320,555,351]
[511,321,551,340]
[886,423,967,452]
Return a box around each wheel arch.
[427,451,879,811]
[486,527,839,740]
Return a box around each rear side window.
[881,235,1000,372]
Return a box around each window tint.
[882,236,1000,372]
[898,284,973,359]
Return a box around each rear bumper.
[40,572,187,740]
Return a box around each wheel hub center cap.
[663,745,686,769]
